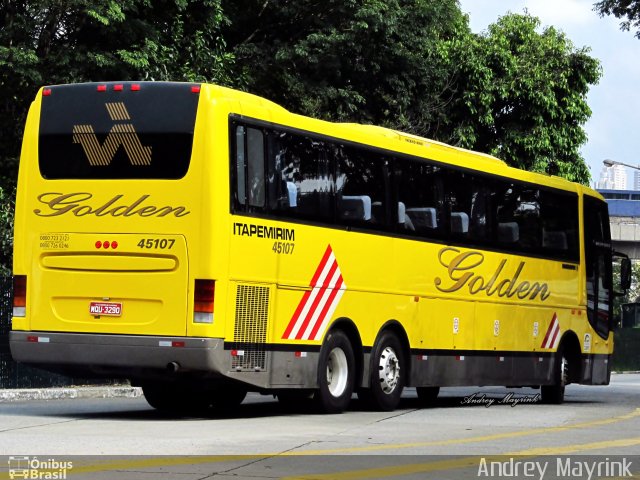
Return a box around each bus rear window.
[38,82,199,179]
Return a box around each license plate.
[89,302,122,316]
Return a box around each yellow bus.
[10,82,629,413]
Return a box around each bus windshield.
[38,82,199,180]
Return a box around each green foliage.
[0,1,603,273]
[0,0,234,185]
[224,5,599,184]
[446,14,600,184]
[595,0,640,38]
[0,0,235,273]
[223,0,467,134]
[0,186,14,277]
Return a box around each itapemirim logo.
[72,102,151,167]
[8,456,73,479]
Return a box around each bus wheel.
[416,386,440,407]
[277,390,313,403]
[210,385,247,410]
[141,382,198,413]
[314,330,355,413]
[541,345,569,404]
[363,331,406,411]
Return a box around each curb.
[0,386,142,403]
[1,372,638,403]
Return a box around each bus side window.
[540,190,578,259]
[234,125,265,210]
[247,128,265,207]
[267,131,334,223]
[495,184,541,252]
[394,160,445,238]
[235,126,246,206]
[447,171,473,240]
[336,146,390,229]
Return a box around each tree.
[0,0,234,189]
[595,0,640,38]
[224,4,599,184]
[0,186,14,276]
[446,14,601,184]
[0,0,234,273]
[0,2,603,273]
[223,0,467,136]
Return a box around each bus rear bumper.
[9,331,227,379]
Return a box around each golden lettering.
[33,192,190,218]
[435,247,550,302]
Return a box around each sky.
[457,0,640,189]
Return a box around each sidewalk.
[0,385,142,402]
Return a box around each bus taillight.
[194,279,214,324]
[13,275,26,317]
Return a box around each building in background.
[598,163,627,190]
[599,189,640,259]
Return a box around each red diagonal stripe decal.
[541,313,559,349]
[310,245,334,287]
[282,244,346,340]
[294,261,339,339]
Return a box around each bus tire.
[363,331,406,411]
[541,344,569,404]
[141,382,203,413]
[416,386,440,407]
[314,330,355,413]
[277,390,313,403]
[211,385,247,410]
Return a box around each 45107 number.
[137,238,175,249]
[272,241,295,255]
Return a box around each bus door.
[583,196,613,339]
[583,196,613,384]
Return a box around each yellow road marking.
[281,407,640,455]
[1,408,638,479]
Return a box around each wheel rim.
[377,346,400,394]
[327,347,349,397]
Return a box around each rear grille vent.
[232,284,269,371]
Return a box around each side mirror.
[620,257,632,291]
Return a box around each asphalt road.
[0,374,639,479]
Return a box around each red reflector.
[13,276,26,308]
[131,84,140,91]
[194,302,214,313]
[95,241,102,249]
[191,85,201,93]
[103,241,110,249]
[113,84,124,91]
[97,85,107,92]
[194,280,215,313]
[111,241,118,249]
[172,341,185,348]
[42,88,51,96]
[27,336,38,343]
[231,350,238,356]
